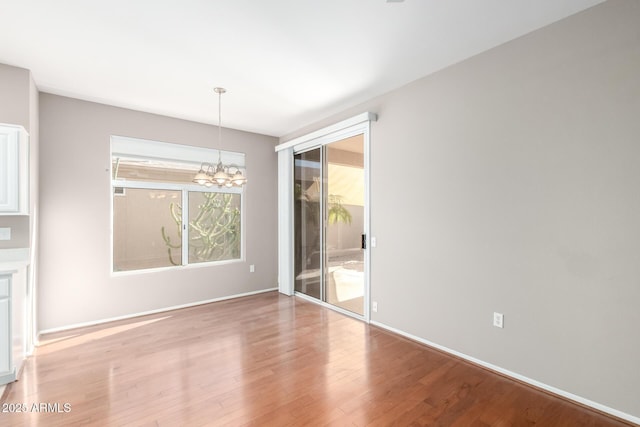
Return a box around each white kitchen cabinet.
[0,274,12,383]
[0,124,29,215]
[0,270,25,386]
[0,250,30,387]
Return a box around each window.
[114,188,183,271]
[111,136,245,273]
[187,191,241,264]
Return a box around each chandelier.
[193,87,247,188]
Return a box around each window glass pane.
[294,148,322,299]
[113,188,182,271]
[188,192,241,264]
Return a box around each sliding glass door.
[294,148,322,299]
[325,137,365,315]
[294,136,365,316]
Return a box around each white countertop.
[0,248,30,272]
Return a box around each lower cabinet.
[0,274,12,383]
[0,271,24,386]
[0,259,29,385]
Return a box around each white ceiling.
[0,0,603,137]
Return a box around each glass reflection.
[294,149,322,299]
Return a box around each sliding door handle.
[361,234,367,250]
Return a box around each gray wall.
[39,93,278,331]
[0,63,38,250]
[0,64,30,129]
[281,0,640,419]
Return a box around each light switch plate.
[0,228,11,241]
[493,312,504,328]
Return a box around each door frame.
[275,112,376,322]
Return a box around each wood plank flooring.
[0,291,635,426]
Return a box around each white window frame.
[110,136,245,275]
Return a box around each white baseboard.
[38,287,278,337]
[370,320,640,426]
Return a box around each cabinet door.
[0,298,9,375]
[0,128,19,212]
[11,269,24,376]
[0,125,28,215]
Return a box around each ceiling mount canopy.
[193,87,247,188]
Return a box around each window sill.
[111,257,244,278]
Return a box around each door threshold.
[294,291,367,322]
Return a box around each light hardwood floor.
[0,291,635,426]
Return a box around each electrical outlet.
[372,301,378,312]
[493,312,504,328]
[249,264,255,273]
